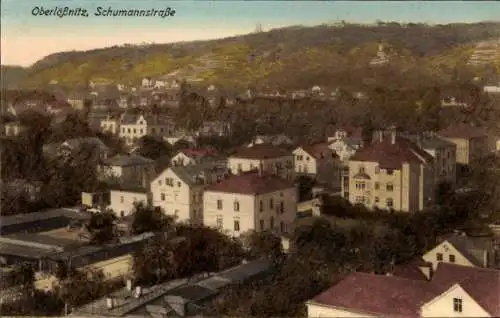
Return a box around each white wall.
[109,190,148,217]
[227,156,294,180]
[422,241,477,271]
[307,303,376,318]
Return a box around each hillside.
[6,21,500,90]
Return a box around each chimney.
[106,297,114,309]
[134,286,142,298]
[390,129,396,145]
[126,279,133,291]
[259,162,264,177]
[378,131,384,143]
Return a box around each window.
[386,198,393,208]
[177,182,181,187]
[234,220,240,231]
[158,179,163,186]
[217,199,223,210]
[304,166,308,173]
[437,253,443,261]
[374,182,380,190]
[128,128,131,133]
[355,182,366,190]
[133,129,137,133]
[306,156,310,161]
[375,166,380,174]
[449,254,456,263]
[296,155,303,161]
[374,197,379,203]
[161,193,165,201]
[269,198,274,209]
[120,211,125,217]
[234,201,240,212]
[259,219,265,230]
[270,217,275,228]
[237,163,242,172]
[216,215,223,229]
[120,196,124,203]
[259,200,264,212]
[453,298,463,313]
[279,201,284,214]
[280,221,285,233]
[387,169,394,175]
[359,166,365,173]
[386,183,394,191]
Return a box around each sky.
[2,0,500,67]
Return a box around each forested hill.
[5,21,500,90]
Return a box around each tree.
[136,136,172,160]
[133,236,180,285]
[172,139,192,152]
[86,210,117,244]
[295,175,316,201]
[57,268,106,310]
[131,202,176,235]
[242,230,284,265]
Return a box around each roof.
[230,144,292,160]
[0,208,89,228]
[0,242,55,259]
[442,234,494,267]
[63,137,108,151]
[390,258,432,281]
[168,162,228,187]
[310,271,435,317]
[439,124,488,139]
[419,136,457,150]
[298,143,334,160]
[177,148,218,159]
[310,264,500,317]
[350,136,434,169]
[103,154,154,167]
[206,171,294,195]
[430,263,500,316]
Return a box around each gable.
[423,240,475,269]
[292,147,309,157]
[420,284,491,317]
[172,152,193,162]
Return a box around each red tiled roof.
[439,124,488,139]
[311,263,500,317]
[350,136,433,169]
[311,272,435,317]
[206,171,294,195]
[230,144,292,160]
[299,143,335,160]
[430,263,500,316]
[391,257,431,281]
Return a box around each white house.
[99,154,155,185]
[228,144,294,181]
[422,233,498,271]
[100,115,120,135]
[306,263,500,317]
[246,134,294,147]
[150,162,228,224]
[203,170,297,238]
[141,78,154,89]
[108,188,149,217]
[119,113,173,145]
[328,138,363,162]
[170,148,223,167]
[293,143,341,188]
[326,126,363,143]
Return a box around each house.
[345,128,434,212]
[408,133,457,184]
[100,115,120,135]
[306,263,500,317]
[293,143,341,189]
[43,137,110,161]
[422,233,498,271]
[67,93,87,110]
[203,170,297,238]
[326,125,363,143]
[119,113,173,145]
[141,77,154,89]
[370,43,390,66]
[329,136,363,160]
[198,121,232,137]
[108,187,149,217]
[170,148,224,167]
[438,124,490,166]
[150,162,228,223]
[99,154,155,185]
[246,134,294,147]
[228,144,294,181]
[3,120,26,137]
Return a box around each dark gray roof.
[168,162,227,187]
[0,242,54,259]
[444,234,494,267]
[104,154,154,167]
[0,208,89,228]
[420,136,456,150]
[168,285,218,302]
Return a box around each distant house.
[150,162,228,223]
[328,137,363,163]
[203,170,297,237]
[108,187,149,217]
[100,115,120,135]
[43,137,110,161]
[293,143,341,188]
[198,121,232,137]
[99,154,155,185]
[422,233,498,271]
[306,263,500,317]
[483,83,500,94]
[326,125,363,143]
[438,124,490,166]
[67,93,87,110]
[228,144,295,180]
[119,113,174,146]
[170,148,223,167]
[345,128,434,212]
[3,121,26,137]
[246,134,293,147]
[141,77,154,89]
